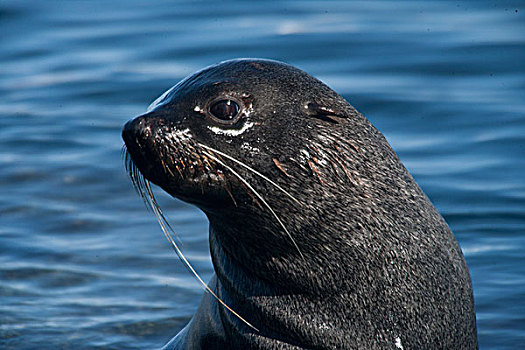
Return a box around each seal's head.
[122,59,477,349]
[122,58,350,206]
[122,59,364,280]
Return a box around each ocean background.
[1,1,524,349]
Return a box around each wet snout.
[122,114,151,151]
[121,112,169,182]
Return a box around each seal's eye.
[209,99,240,123]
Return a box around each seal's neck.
[208,225,348,347]
[209,225,288,299]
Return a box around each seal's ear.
[303,102,346,124]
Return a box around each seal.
[122,59,478,349]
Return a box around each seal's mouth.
[122,114,198,188]
[122,114,237,208]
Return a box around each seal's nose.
[122,115,153,150]
[122,118,140,144]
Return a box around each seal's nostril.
[122,117,147,145]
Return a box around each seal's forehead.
[191,59,302,85]
[148,58,334,112]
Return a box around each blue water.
[1,1,524,349]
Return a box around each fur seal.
[122,59,478,349]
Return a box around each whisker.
[142,180,259,332]
[121,145,128,160]
[215,170,238,207]
[123,150,151,211]
[198,143,302,206]
[202,150,305,260]
[122,150,258,332]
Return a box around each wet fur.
[122,59,478,349]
